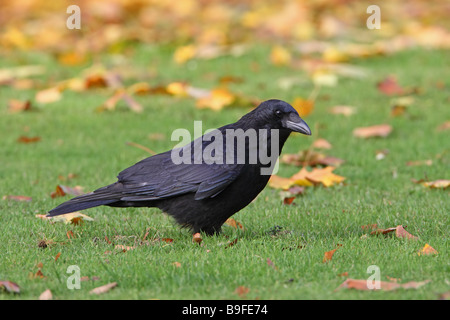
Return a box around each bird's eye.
[275,110,282,117]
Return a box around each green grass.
[0,45,448,300]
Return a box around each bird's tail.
[47,183,122,216]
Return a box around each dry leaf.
[234,286,249,298]
[377,76,406,95]
[418,243,438,256]
[172,262,181,268]
[35,87,62,104]
[173,44,196,64]
[89,282,118,295]
[3,195,32,202]
[437,121,450,131]
[312,138,332,149]
[323,248,337,263]
[353,124,392,138]
[17,136,41,143]
[304,166,345,187]
[329,105,356,117]
[8,99,32,113]
[50,185,84,198]
[336,278,430,291]
[196,88,235,111]
[422,180,450,189]
[192,232,202,245]
[270,45,291,66]
[0,280,20,294]
[39,289,52,300]
[225,218,244,230]
[395,225,418,240]
[292,97,314,118]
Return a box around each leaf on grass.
[304,166,346,187]
[270,45,291,66]
[437,121,450,131]
[17,136,41,143]
[329,105,356,117]
[8,99,32,113]
[225,218,244,230]
[336,278,430,291]
[3,195,32,202]
[417,244,438,256]
[370,225,418,240]
[323,244,342,263]
[35,87,62,104]
[422,180,450,189]
[172,262,181,268]
[268,175,295,190]
[0,280,20,294]
[50,185,84,198]
[266,258,278,270]
[312,138,332,149]
[292,97,314,118]
[406,159,432,167]
[115,245,135,252]
[353,124,392,138]
[196,88,235,111]
[192,232,202,245]
[39,289,52,300]
[173,44,196,64]
[234,286,249,298]
[54,252,61,262]
[377,76,406,96]
[89,282,117,295]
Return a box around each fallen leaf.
[418,243,438,256]
[8,99,32,113]
[437,121,450,131]
[312,138,332,149]
[172,262,181,268]
[406,159,433,167]
[192,232,202,245]
[283,196,295,205]
[3,195,32,202]
[17,136,41,143]
[225,218,244,230]
[0,280,20,294]
[266,258,278,270]
[304,166,345,187]
[377,76,406,95]
[422,180,450,189]
[395,225,418,240]
[353,124,392,138]
[50,185,84,198]
[39,289,52,300]
[329,105,356,117]
[115,245,135,252]
[173,44,196,64]
[292,97,314,118]
[89,282,117,295]
[196,88,235,111]
[234,286,249,298]
[336,278,430,291]
[323,248,337,263]
[270,45,291,66]
[35,87,62,104]
[54,252,61,262]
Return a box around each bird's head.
[254,99,311,136]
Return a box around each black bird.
[48,99,311,234]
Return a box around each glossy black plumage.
[48,99,311,234]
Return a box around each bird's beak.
[284,113,311,135]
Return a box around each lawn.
[0,43,448,301]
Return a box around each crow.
[48,99,311,235]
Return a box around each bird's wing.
[117,150,244,201]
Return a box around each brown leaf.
[8,99,32,113]
[225,218,244,230]
[323,248,337,263]
[417,243,438,256]
[0,280,20,294]
[234,286,249,298]
[395,225,418,240]
[89,282,117,295]
[3,195,32,202]
[312,138,332,149]
[283,196,296,205]
[50,185,84,198]
[192,232,202,245]
[17,136,41,143]
[353,124,392,138]
[377,76,406,95]
[54,252,61,262]
[336,278,430,291]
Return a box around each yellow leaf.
[270,45,291,66]
[292,97,314,118]
[418,243,438,256]
[173,45,196,64]
[35,87,62,104]
[305,166,345,187]
[50,212,94,224]
[196,88,235,111]
[166,82,188,96]
[268,175,294,190]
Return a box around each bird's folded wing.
[117,151,243,201]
